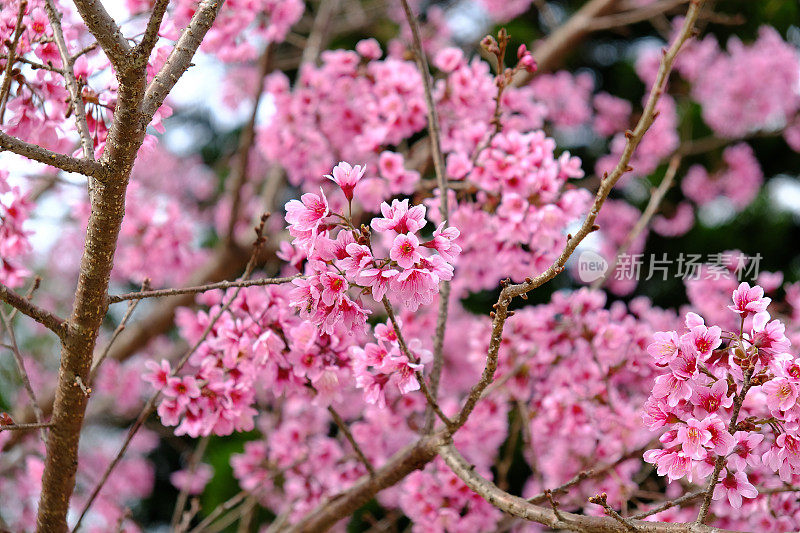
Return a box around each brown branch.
[0,281,68,338]
[589,492,638,531]
[0,130,105,177]
[0,246,257,454]
[171,436,210,529]
[285,432,447,533]
[696,369,753,524]
[592,154,681,289]
[36,69,149,533]
[0,309,47,443]
[439,443,732,533]
[135,0,170,62]
[43,0,95,160]
[301,0,340,65]
[70,0,132,66]
[328,406,375,475]
[0,0,28,122]
[0,421,52,431]
[89,280,149,384]
[398,0,450,430]
[225,43,274,243]
[107,273,298,304]
[631,490,704,520]
[381,297,454,430]
[451,0,706,432]
[187,491,248,533]
[514,0,620,82]
[284,9,706,530]
[36,1,224,528]
[588,0,689,31]
[0,55,61,73]
[142,0,226,121]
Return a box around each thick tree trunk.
[36,74,147,533]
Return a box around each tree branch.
[89,280,148,384]
[451,0,706,432]
[0,130,105,177]
[285,432,447,533]
[141,0,226,121]
[224,43,274,243]
[135,0,170,62]
[381,297,454,430]
[439,443,731,533]
[70,0,132,66]
[328,406,375,476]
[73,222,268,532]
[591,154,681,289]
[514,0,620,82]
[398,0,450,430]
[0,309,47,443]
[107,274,298,304]
[301,0,340,64]
[588,0,689,31]
[0,282,68,338]
[43,0,95,160]
[0,0,28,122]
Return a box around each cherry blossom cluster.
[643,282,800,529]
[681,26,800,140]
[259,48,427,193]
[681,142,763,212]
[147,284,365,437]
[0,170,32,287]
[284,162,460,330]
[446,129,589,294]
[461,288,682,510]
[231,399,366,522]
[144,169,459,435]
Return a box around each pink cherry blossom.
[712,471,758,509]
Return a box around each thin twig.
[90,280,149,383]
[43,0,95,160]
[225,43,274,243]
[328,406,375,475]
[0,309,47,443]
[0,0,28,122]
[398,0,450,431]
[171,436,210,529]
[187,491,248,533]
[696,369,753,524]
[107,274,299,304]
[630,490,704,519]
[0,421,52,431]
[592,154,681,289]
[589,492,637,531]
[380,297,453,430]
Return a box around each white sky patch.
[769,175,800,217]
